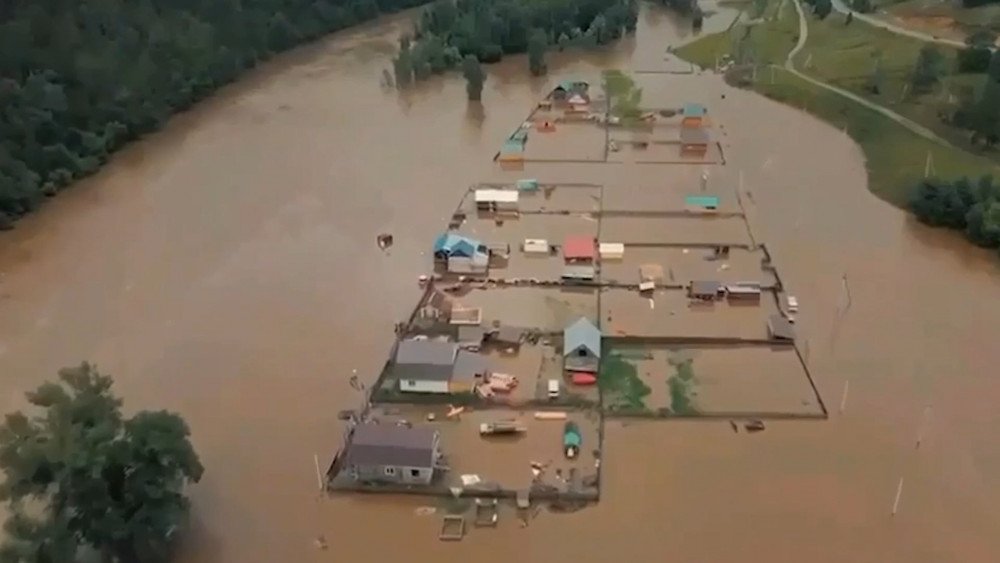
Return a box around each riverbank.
[675,0,1000,208]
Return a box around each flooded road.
[1,3,999,561]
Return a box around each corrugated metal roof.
[564,317,601,358]
[457,325,486,343]
[502,139,525,153]
[396,340,457,365]
[345,424,437,468]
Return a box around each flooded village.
[0,2,999,562]
[327,78,826,536]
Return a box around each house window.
[384,467,396,476]
[407,380,416,387]
[577,348,588,357]
[410,469,421,478]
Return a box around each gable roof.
[564,235,595,260]
[434,233,483,257]
[564,317,601,358]
[768,315,796,340]
[346,424,437,468]
[396,339,458,366]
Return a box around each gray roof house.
[344,423,441,485]
[564,317,601,373]
[767,314,796,341]
[689,280,723,300]
[392,340,459,393]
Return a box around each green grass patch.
[755,67,999,206]
[599,353,651,411]
[666,356,698,414]
[796,10,999,165]
[676,0,799,68]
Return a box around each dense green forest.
[910,175,1000,256]
[394,0,638,83]
[0,0,429,229]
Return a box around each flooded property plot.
[599,214,754,245]
[607,139,723,165]
[331,405,600,495]
[519,122,607,162]
[455,288,598,332]
[600,246,779,287]
[461,184,602,213]
[606,345,819,416]
[600,287,779,338]
[601,182,741,213]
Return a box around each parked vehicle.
[787,295,799,314]
[563,421,581,459]
[547,379,560,400]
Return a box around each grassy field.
[796,11,997,162]
[675,0,1000,207]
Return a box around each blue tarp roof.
[434,233,483,257]
[564,317,601,358]
[683,103,707,117]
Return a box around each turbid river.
[1,3,999,561]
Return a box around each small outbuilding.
[726,282,762,302]
[475,189,519,213]
[768,314,796,341]
[451,351,490,393]
[523,238,550,255]
[685,195,719,211]
[488,325,523,350]
[599,242,625,260]
[563,317,601,374]
[344,423,441,485]
[681,102,707,128]
[680,127,711,156]
[639,263,664,292]
[516,178,540,191]
[689,280,724,300]
[563,235,596,262]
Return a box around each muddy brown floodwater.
[1,2,999,562]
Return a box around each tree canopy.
[397,0,638,83]
[0,0,430,230]
[462,55,485,100]
[0,363,203,562]
[911,175,1000,255]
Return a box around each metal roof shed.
[523,238,550,254]
[768,315,796,340]
[563,236,595,261]
[599,242,625,260]
[680,127,711,145]
[682,102,707,117]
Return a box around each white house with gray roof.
[344,423,441,485]
[391,339,488,394]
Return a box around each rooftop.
[680,127,711,145]
[768,315,796,340]
[564,235,596,260]
[396,339,458,366]
[682,102,707,117]
[690,280,723,295]
[564,317,601,358]
[345,423,437,468]
[434,233,484,257]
